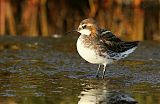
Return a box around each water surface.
[0,36,160,104]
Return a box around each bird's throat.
[79,29,91,36]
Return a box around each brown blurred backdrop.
[0,0,159,40]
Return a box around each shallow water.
[0,36,160,104]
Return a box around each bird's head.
[77,18,99,36]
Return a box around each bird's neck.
[79,34,99,48]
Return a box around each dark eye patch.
[82,25,87,29]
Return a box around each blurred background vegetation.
[0,0,159,40]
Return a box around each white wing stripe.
[102,30,111,35]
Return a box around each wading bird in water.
[76,18,139,79]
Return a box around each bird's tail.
[120,41,139,58]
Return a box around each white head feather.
[78,29,91,36]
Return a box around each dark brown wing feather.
[99,29,139,53]
[99,29,121,42]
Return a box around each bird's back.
[99,29,139,59]
[99,29,139,52]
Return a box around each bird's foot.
[102,75,105,79]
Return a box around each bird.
[76,18,139,79]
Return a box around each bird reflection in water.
[78,82,137,104]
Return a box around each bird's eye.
[82,25,86,29]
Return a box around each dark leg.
[96,64,101,78]
[102,64,106,79]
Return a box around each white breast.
[76,36,112,65]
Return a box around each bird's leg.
[96,64,101,78]
[102,64,107,79]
